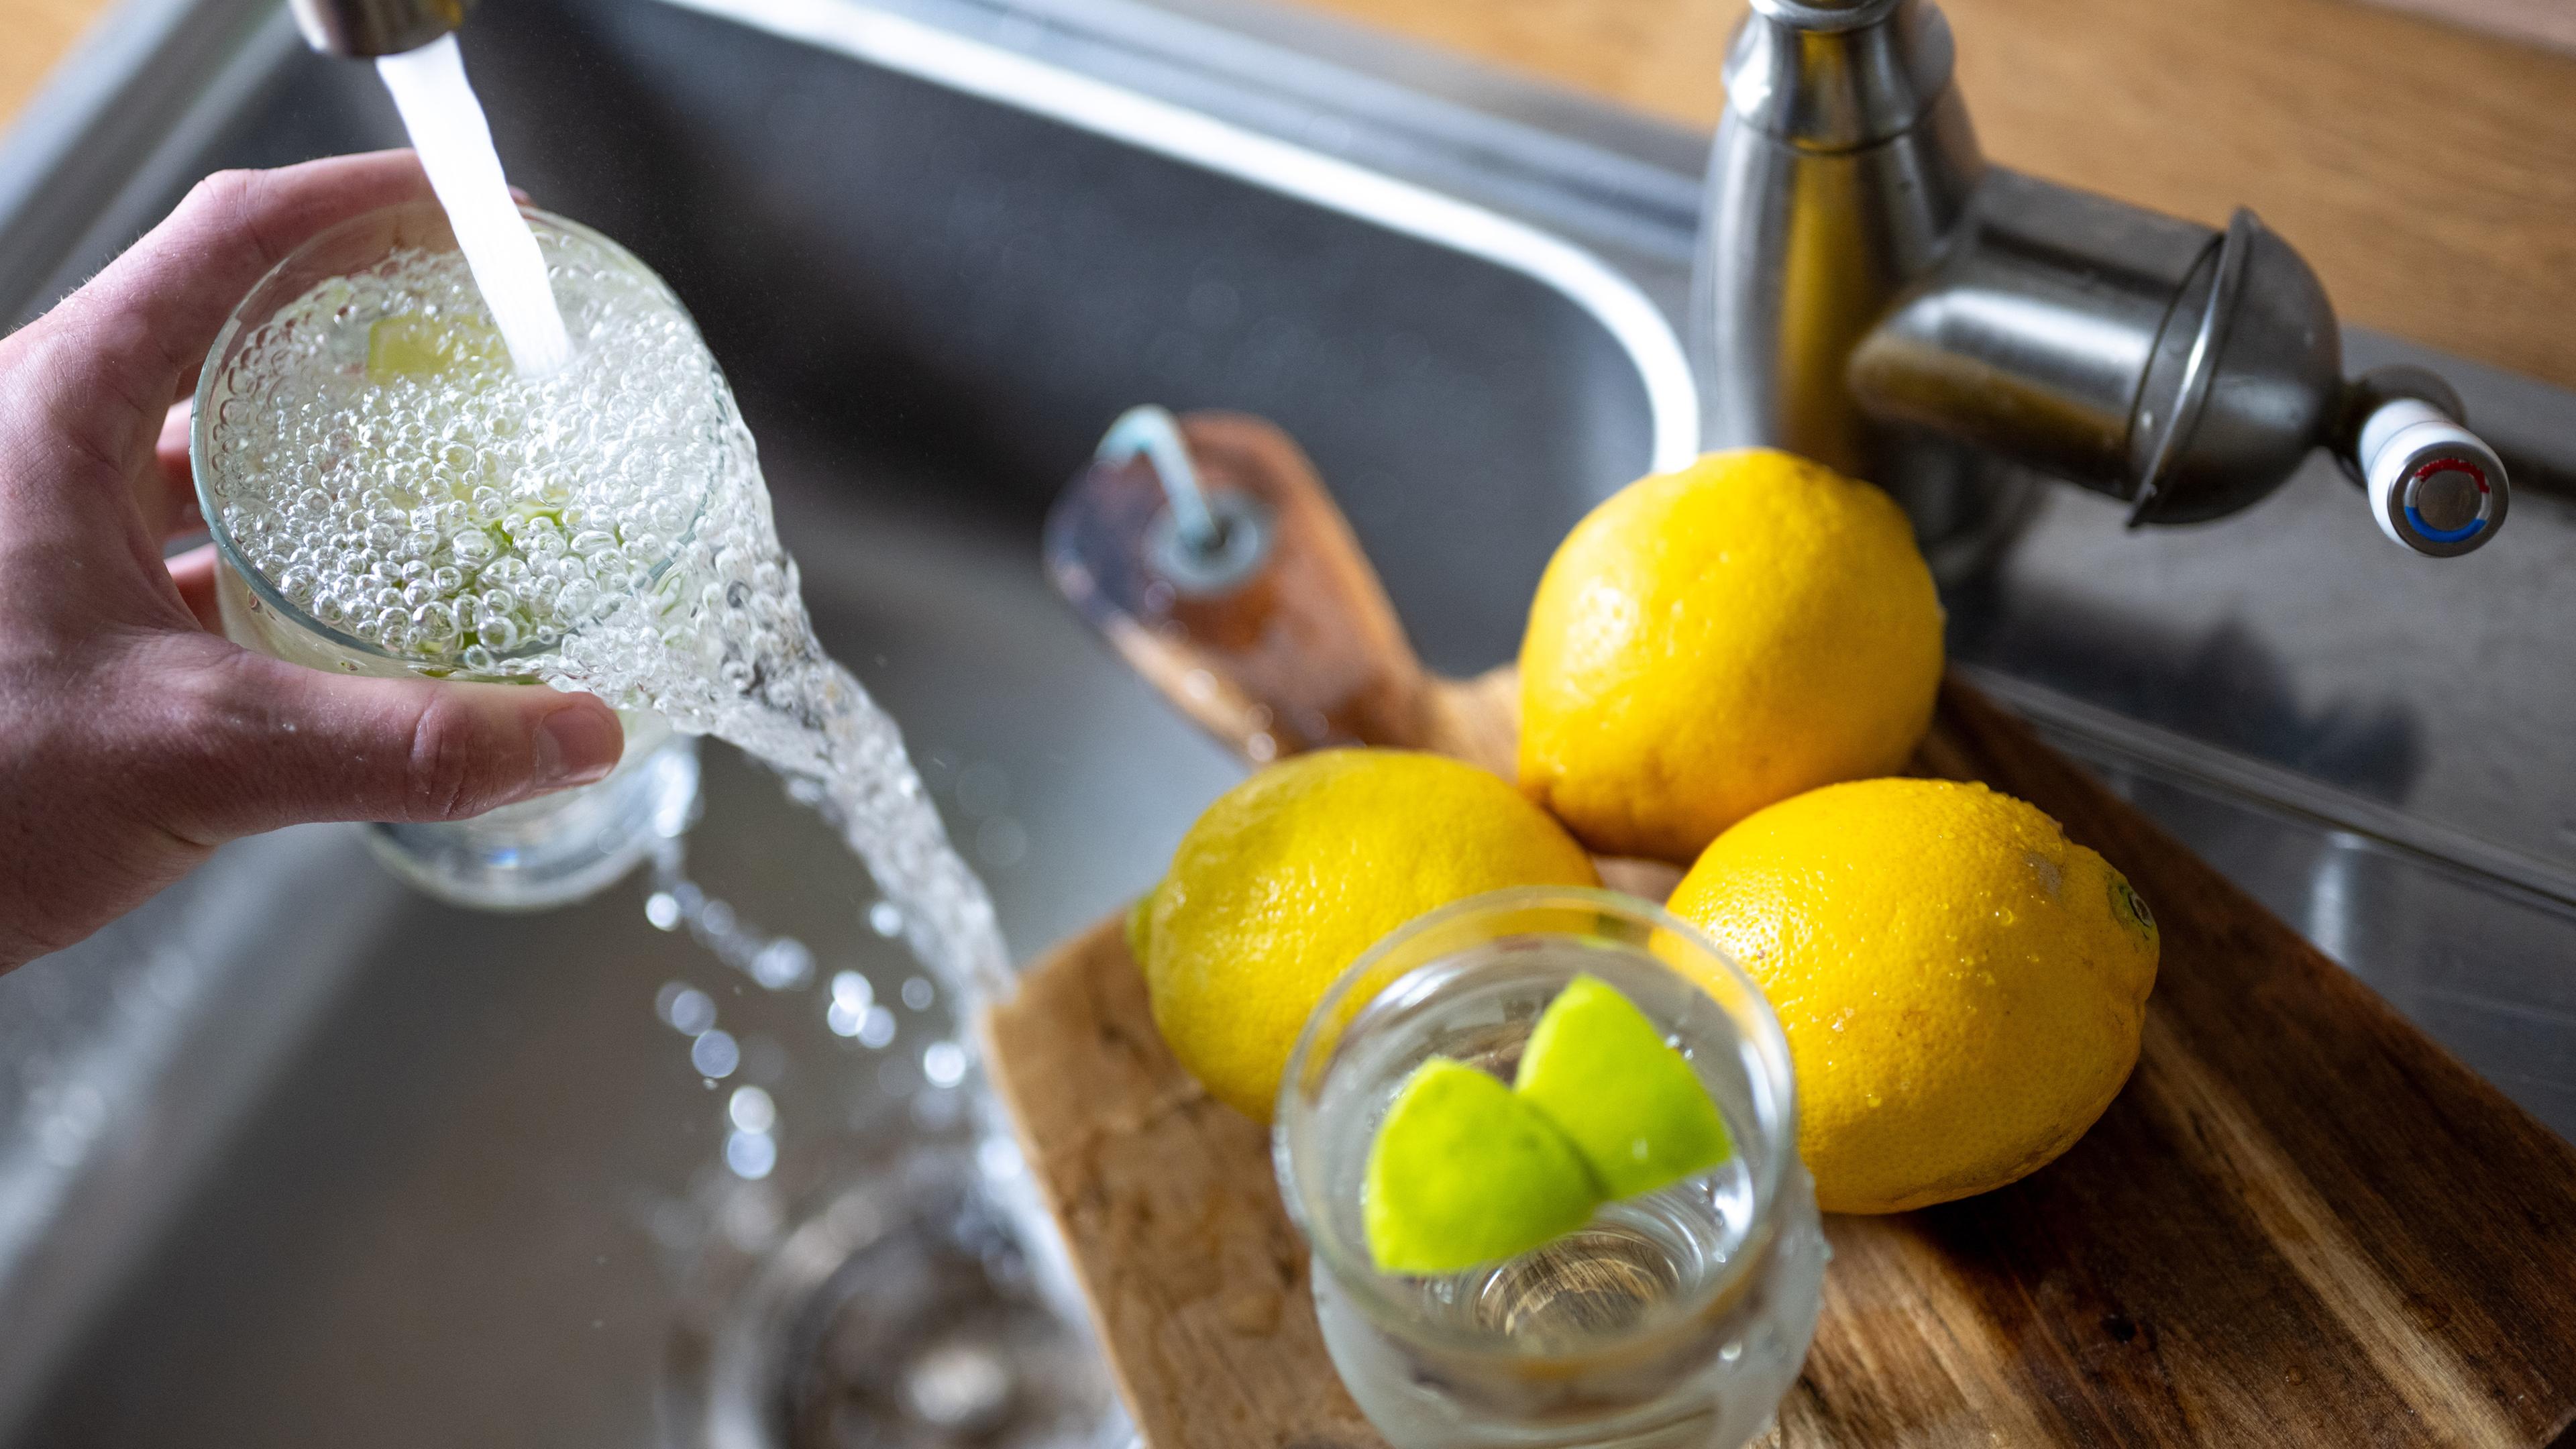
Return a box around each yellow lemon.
[1519,449,1943,863]
[1139,749,1597,1122]
[1666,778,2158,1214]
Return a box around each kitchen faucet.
[1694,0,2508,559]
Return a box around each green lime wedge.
[1514,974,1733,1199]
[368,313,504,384]
[1363,1058,1601,1275]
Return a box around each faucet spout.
[1845,189,2344,527]
[288,0,476,58]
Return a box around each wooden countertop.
[0,0,95,134]
[5,0,2574,391]
[1292,0,2576,392]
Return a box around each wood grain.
[980,916,1388,1449]
[984,678,2576,1448]
[2359,0,2576,54]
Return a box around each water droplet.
[923,1041,967,1088]
[727,1085,776,1134]
[749,937,813,990]
[657,984,716,1036]
[691,1029,741,1078]
[723,1128,775,1179]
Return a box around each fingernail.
[533,704,624,791]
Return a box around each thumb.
[162,651,627,839]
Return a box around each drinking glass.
[191,199,701,910]
[1276,888,1825,1449]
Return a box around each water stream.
[373,37,571,377]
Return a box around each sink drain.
[667,1146,1125,1449]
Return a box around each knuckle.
[176,169,288,276]
[182,168,260,225]
[152,647,266,804]
[164,655,237,743]
[403,691,515,820]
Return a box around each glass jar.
[1276,887,1825,1448]
[191,199,702,910]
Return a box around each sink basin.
[0,0,1676,1442]
[2,0,2572,1442]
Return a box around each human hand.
[0,151,625,971]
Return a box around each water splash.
[203,235,1012,1009]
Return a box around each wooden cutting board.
[983,416,2576,1448]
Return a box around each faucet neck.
[1723,0,1960,153]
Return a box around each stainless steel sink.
[2,0,2572,1443]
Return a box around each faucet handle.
[2340,368,2510,557]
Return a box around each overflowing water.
[346,29,1007,1000]
[373,36,571,376]
[199,231,1012,1005]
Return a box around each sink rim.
[651,0,1701,472]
